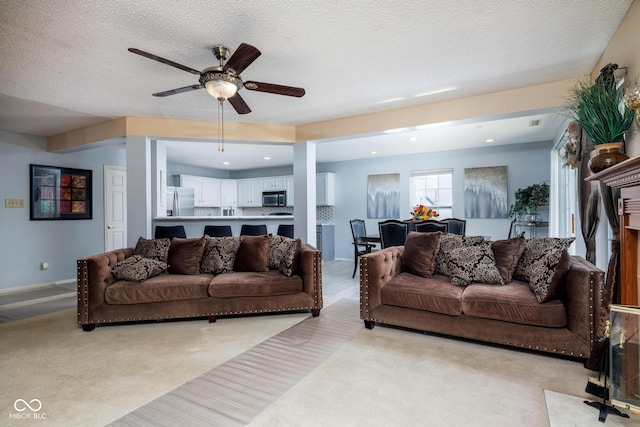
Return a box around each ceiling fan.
[128,43,305,114]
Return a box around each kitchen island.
[153,215,294,238]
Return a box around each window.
[410,169,453,218]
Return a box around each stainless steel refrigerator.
[165,186,195,216]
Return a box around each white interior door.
[104,165,127,251]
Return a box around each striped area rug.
[110,299,363,426]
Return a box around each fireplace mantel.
[587,155,640,305]
[585,155,640,189]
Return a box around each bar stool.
[277,224,294,238]
[240,224,267,236]
[203,225,233,237]
[154,225,186,239]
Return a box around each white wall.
[0,131,555,291]
[320,140,554,260]
[0,131,125,291]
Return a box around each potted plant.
[565,77,635,173]
[508,182,549,221]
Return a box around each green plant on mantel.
[508,182,550,218]
[564,78,634,146]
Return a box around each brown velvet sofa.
[77,237,322,331]
[359,244,605,360]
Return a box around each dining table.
[361,234,381,244]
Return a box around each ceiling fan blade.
[243,81,305,97]
[224,43,261,75]
[153,84,203,97]
[128,48,201,75]
[227,93,252,114]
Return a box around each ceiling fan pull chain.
[217,99,225,152]
[221,100,225,152]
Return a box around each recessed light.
[370,151,377,155]
[408,137,417,142]
[223,161,230,165]
[264,157,271,160]
[485,139,495,143]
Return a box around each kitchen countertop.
[154,215,294,220]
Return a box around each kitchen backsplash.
[193,206,335,222]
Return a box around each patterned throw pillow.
[530,250,572,303]
[269,235,300,276]
[513,237,575,281]
[447,243,504,287]
[401,232,442,278]
[200,236,243,274]
[111,255,168,282]
[134,237,170,262]
[435,234,485,277]
[513,237,575,303]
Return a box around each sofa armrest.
[77,248,134,324]
[564,256,605,348]
[298,243,322,309]
[360,246,404,320]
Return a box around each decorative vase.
[588,142,629,174]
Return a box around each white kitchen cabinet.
[220,180,237,207]
[263,176,287,191]
[237,178,264,207]
[316,172,335,206]
[285,176,294,206]
[180,175,220,207]
[201,177,221,207]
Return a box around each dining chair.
[277,224,294,238]
[203,225,233,237]
[440,218,466,236]
[350,219,376,278]
[414,220,448,233]
[378,219,409,249]
[240,224,268,236]
[154,225,187,239]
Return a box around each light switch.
[5,199,25,208]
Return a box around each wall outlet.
[5,199,25,208]
[40,262,49,270]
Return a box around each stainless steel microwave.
[262,191,286,207]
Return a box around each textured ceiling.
[0,0,633,167]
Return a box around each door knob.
[107,225,113,229]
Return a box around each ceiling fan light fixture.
[201,73,240,100]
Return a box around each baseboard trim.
[0,292,76,310]
[0,278,75,296]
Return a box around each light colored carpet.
[110,299,363,426]
[2,298,638,426]
[249,323,596,427]
[0,305,315,426]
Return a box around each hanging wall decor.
[464,166,508,219]
[30,164,93,220]
[367,173,400,219]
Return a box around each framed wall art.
[367,173,400,219]
[463,166,508,219]
[30,164,93,220]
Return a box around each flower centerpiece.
[411,204,439,220]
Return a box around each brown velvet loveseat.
[77,235,322,331]
[359,233,605,360]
